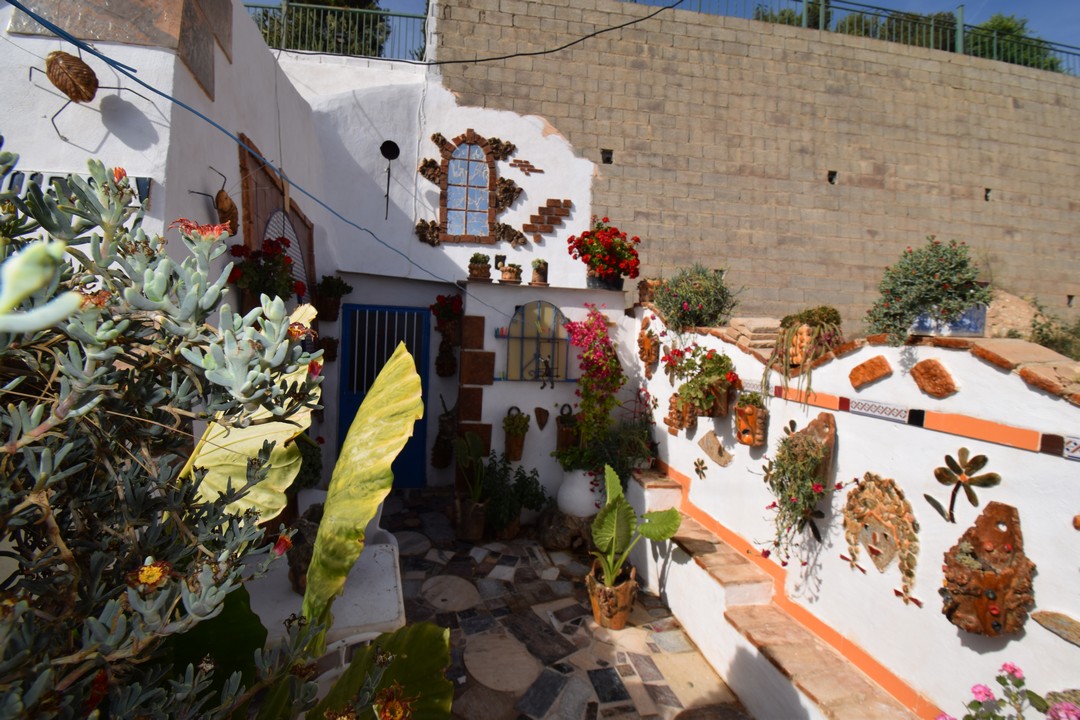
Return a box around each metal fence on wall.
[628,0,1080,75]
[244,3,427,61]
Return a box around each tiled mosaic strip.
[772,385,1077,461]
[740,380,764,394]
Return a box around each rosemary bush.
[0,143,324,717]
[652,263,737,332]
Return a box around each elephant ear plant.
[591,466,682,587]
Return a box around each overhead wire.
[5,0,684,319]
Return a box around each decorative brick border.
[522,198,572,243]
[640,304,1080,461]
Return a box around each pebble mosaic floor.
[382,490,752,720]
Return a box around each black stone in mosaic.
[907,409,925,427]
[553,602,590,623]
[645,683,684,708]
[588,667,631,704]
[434,611,459,629]
[596,659,609,667]
[585,701,599,720]
[459,611,496,635]
[444,558,475,578]
[550,661,575,675]
[501,611,577,664]
[497,553,520,566]
[402,556,437,573]
[514,566,540,583]
[1039,433,1065,456]
[515,668,568,719]
[491,606,512,618]
[627,652,664,682]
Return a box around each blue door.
[339,304,429,488]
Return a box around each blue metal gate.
[338,304,429,488]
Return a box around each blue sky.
[891,1,1080,48]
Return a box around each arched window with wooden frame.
[505,301,571,384]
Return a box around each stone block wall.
[433,0,1080,329]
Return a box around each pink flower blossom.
[1047,702,1080,720]
[999,662,1023,680]
[971,684,995,703]
[935,714,957,720]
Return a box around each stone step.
[630,476,920,720]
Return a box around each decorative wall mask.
[843,473,920,604]
[940,502,1035,637]
[637,316,659,379]
[925,447,1001,523]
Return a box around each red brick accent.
[928,337,975,350]
[831,339,865,358]
[911,359,958,398]
[849,355,892,390]
[522,199,572,239]
[462,315,486,350]
[970,344,1016,371]
[460,351,495,385]
[1018,365,1066,396]
[458,386,484,421]
[509,158,544,175]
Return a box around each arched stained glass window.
[506,301,571,383]
[446,143,491,238]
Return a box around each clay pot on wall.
[735,404,768,447]
[468,262,492,282]
[500,265,523,284]
[585,560,637,630]
[530,261,549,287]
[663,393,697,436]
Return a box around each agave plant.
[924,447,1001,523]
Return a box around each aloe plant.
[591,466,682,587]
[302,342,424,654]
[924,447,1001,523]
[453,431,487,501]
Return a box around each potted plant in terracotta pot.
[735,391,768,447]
[567,216,640,291]
[485,455,547,541]
[530,258,549,286]
[500,262,523,284]
[314,274,354,322]
[453,431,489,541]
[866,237,993,345]
[468,252,492,282]
[676,348,740,418]
[502,407,530,461]
[586,466,681,630]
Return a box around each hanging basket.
[505,432,525,462]
[702,383,734,418]
[555,404,580,453]
[315,295,342,323]
[435,339,457,377]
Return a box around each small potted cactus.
[530,258,549,287]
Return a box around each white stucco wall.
[641,309,1080,709]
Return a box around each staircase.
[627,469,922,720]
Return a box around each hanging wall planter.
[637,317,660,380]
[735,392,768,447]
[503,406,530,462]
[555,405,580,454]
[663,393,697,436]
[435,338,457,377]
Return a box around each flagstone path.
[382,490,752,720]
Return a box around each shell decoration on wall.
[940,501,1035,637]
[842,472,920,605]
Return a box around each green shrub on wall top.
[652,263,738,332]
[866,237,992,345]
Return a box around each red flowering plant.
[227,236,306,300]
[661,343,739,414]
[429,293,463,331]
[567,216,641,281]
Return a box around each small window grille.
[505,301,570,384]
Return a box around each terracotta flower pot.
[663,393,697,435]
[315,295,342,323]
[585,560,637,630]
[468,263,491,282]
[735,404,768,447]
[530,264,549,287]
[456,498,486,542]
[700,383,734,417]
[505,432,525,462]
[500,267,522,284]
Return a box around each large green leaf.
[302,343,423,654]
[637,507,682,542]
[592,498,635,557]
[309,622,453,720]
[181,305,320,522]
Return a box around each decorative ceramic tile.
[649,629,695,654]
[628,652,664,682]
[740,380,764,394]
[469,546,490,563]
[645,683,684,709]
[848,397,909,424]
[1065,436,1080,461]
[486,565,517,582]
